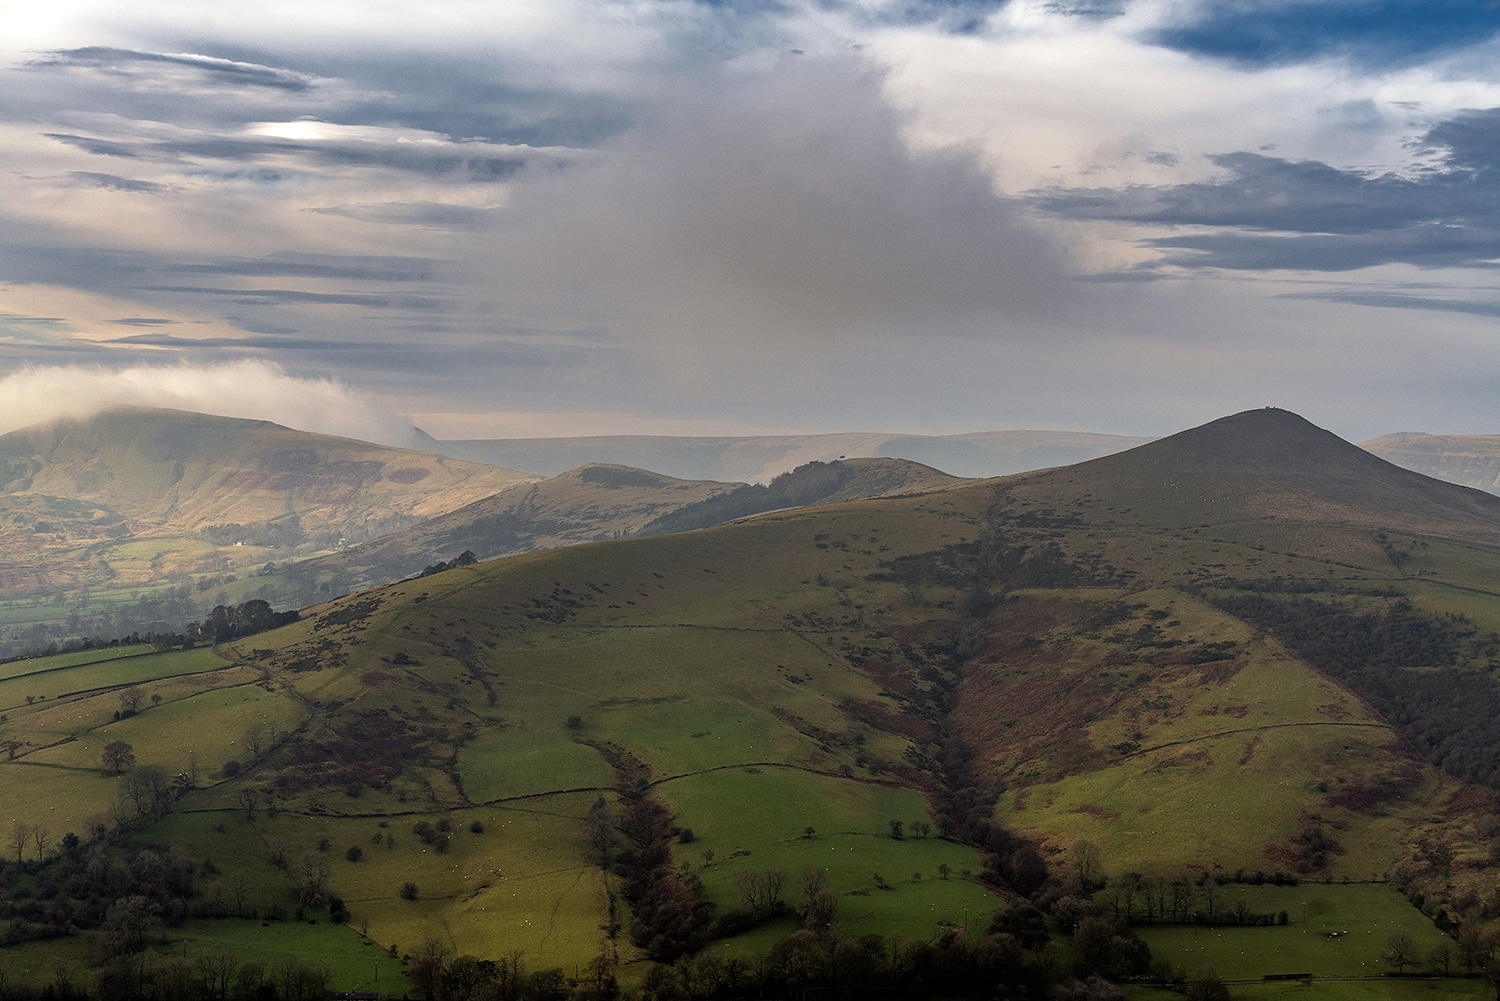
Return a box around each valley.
[3,408,1500,998]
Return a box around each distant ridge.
[1362,431,1500,495]
[431,428,1153,482]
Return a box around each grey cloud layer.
[471,58,1070,359]
[1033,108,1500,274]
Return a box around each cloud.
[1030,106,1500,272]
[31,47,317,91]
[471,55,1070,372]
[0,360,420,446]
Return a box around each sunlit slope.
[0,405,534,536]
[0,406,537,600]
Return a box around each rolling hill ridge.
[4,407,1500,995]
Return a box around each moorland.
[4,407,1500,1000]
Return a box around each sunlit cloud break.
[0,360,418,446]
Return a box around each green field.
[1126,883,1490,1000]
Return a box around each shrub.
[399,881,419,901]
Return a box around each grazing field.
[1126,884,1491,1000]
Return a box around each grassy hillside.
[0,407,536,616]
[0,409,961,658]
[4,408,1500,997]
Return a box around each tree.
[193,946,238,1001]
[10,821,29,863]
[889,820,904,840]
[243,722,266,763]
[102,739,136,773]
[1073,840,1106,893]
[1183,967,1231,1001]
[30,823,49,862]
[118,686,145,717]
[237,787,263,821]
[1383,930,1418,974]
[1429,939,1454,976]
[121,765,172,820]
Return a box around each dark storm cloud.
[1033,107,1500,272]
[31,47,316,91]
[1153,0,1500,69]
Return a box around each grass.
[1136,884,1474,984]
[657,767,999,946]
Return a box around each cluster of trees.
[1214,593,1500,788]
[0,835,197,949]
[614,797,714,961]
[627,904,1152,1001]
[1094,872,1291,927]
[405,941,614,1001]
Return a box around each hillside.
[4,408,1500,995]
[1363,431,1500,495]
[266,457,963,604]
[0,407,536,591]
[437,428,1153,482]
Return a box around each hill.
[0,406,536,589]
[3,408,1499,996]
[264,457,963,605]
[1363,431,1500,495]
[0,408,965,656]
[436,428,1153,482]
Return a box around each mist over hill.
[433,428,1153,482]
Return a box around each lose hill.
[3,407,1500,999]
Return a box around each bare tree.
[10,821,29,863]
[242,722,266,763]
[193,947,238,1001]
[1384,930,1419,975]
[102,739,136,773]
[118,686,146,716]
[1430,939,1455,976]
[237,787,263,822]
[31,824,49,862]
[228,868,251,917]
[121,765,171,820]
[1073,841,1105,893]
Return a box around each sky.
[3,0,1500,445]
